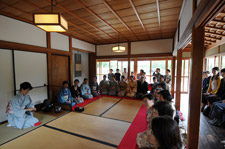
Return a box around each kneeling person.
[108,75,118,96]
[81,78,93,99]
[7,82,39,129]
[90,76,100,97]
[58,81,76,106]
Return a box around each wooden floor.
[180,94,225,149]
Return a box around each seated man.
[58,81,75,106]
[117,76,127,97]
[136,76,149,99]
[70,79,84,104]
[99,75,109,95]
[90,76,100,97]
[126,75,137,98]
[81,78,93,99]
[202,71,211,93]
[7,82,39,129]
[108,75,118,96]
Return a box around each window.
[151,60,166,75]
[137,60,150,82]
[222,55,225,68]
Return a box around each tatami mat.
[0,112,56,145]
[46,112,130,146]
[0,126,115,149]
[83,97,121,116]
[102,99,142,122]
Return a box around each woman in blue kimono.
[58,81,76,106]
[81,78,93,99]
[7,82,39,129]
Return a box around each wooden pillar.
[128,42,131,79]
[186,26,204,149]
[134,58,137,80]
[89,52,96,83]
[171,56,176,98]
[47,52,53,101]
[69,36,73,85]
[175,50,182,110]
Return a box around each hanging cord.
[51,0,58,13]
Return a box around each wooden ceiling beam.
[76,0,129,42]
[205,31,225,36]
[129,0,150,39]
[205,35,222,40]
[156,0,161,26]
[103,0,139,40]
[205,26,225,32]
[20,0,102,44]
[211,19,225,24]
[46,0,116,41]
[205,38,216,43]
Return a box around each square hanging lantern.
[112,45,126,52]
[33,13,68,32]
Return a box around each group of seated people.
[202,67,225,127]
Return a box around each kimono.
[90,81,100,97]
[108,80,118,96]
[126,80,137,98]
[117,81,127,97]
[58,88,76,106]
[7,93,39,129]
[108,73,114,81]
[70,86,84,104]
[81,84,93,99]
[100,80,109,95]
[153,72,161,82]
[165,74,172,85]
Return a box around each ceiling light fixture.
[33,0,68,32]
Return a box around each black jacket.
[216,78,225,99]
[137,81,148,94]
[70,86,81,98]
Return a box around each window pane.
[168,60,171,70]
[208,58,214,71]
[184,77,189,92]
[151,60,166,75]
[222,56,225,68]
[110,60,117,71]
[130,61,134,73]
[215,56,218,67]
[182,60,184,76]
[118,61,122,72]
[97,62,99,74]
[184,60,189,76]
[102,62,109,74]
[138,61,150,75]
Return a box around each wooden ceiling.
[205,8,225,47]
[0,0,183,44]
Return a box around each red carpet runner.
[118,104,147,149]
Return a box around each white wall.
[179,0,192,39]
[131,39,173,54]
[0,49,14,122]
[182,51,191,58]
[97,43,128,56]
[205,47,218,57]
[72,50,89,85]
[72,38,95,53]
[0,15,46,47]
[51,32,69,51]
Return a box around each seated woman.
[99,75,109,95]
[108,75,118,96]
[136,76,148,99]
[202,67,221,111]
[7,82,39,129]
[70,79,84,104]
[150,116,182,148]
[58,81,75,107]
[90,76,100,97]
[137,101,175,148]
[81,78,93,99]
[117,76,127,97]
[126,75,137,98]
